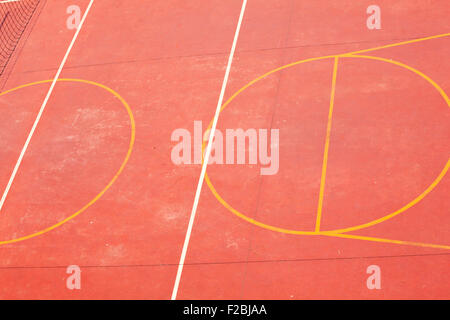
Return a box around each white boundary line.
[0,0,95,211]
[171,0,248,300]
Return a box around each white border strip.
[0,0,95,211]
[171,0,248,300]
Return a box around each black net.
[0,0,41,77]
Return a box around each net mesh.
[0,0,41,77]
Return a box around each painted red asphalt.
[0,0,448,299]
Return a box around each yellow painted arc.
[0,79,136,246]
[204,174,319,235]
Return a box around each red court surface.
[0,0,449,299]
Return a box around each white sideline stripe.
[0,1,20,4]
[171,0,248,300]
[0,0,95,211]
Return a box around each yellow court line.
[322,232,450,250]
[345,32,450,56]
[315,56,339,232]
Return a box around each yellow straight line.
[315,56,339,232]
[346,32,450,56]
[322,232,450,250]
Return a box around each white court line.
[0,1,21,4]
[171,0,248,300]
[0,0,95,211]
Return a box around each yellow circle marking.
[203,54,450,235]
[0,79,136,245]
